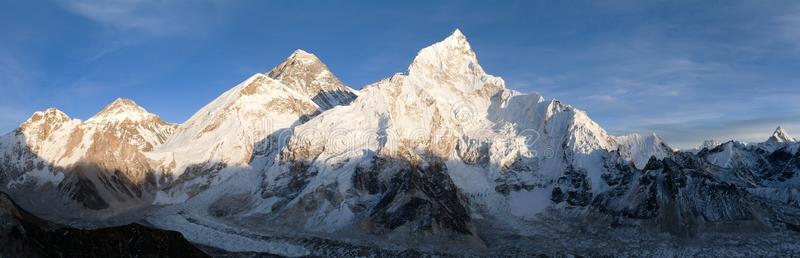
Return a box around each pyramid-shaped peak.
[407,29,486,87]
[443,29,468,45]
[98,98,145,112]
[285,49,321,64]
[108,97,138,107]
[434,28,472,51]
[88,98,157,124]
[265,50,356,110]
[769,126,796,143]
[267,49,329,77]
[291,49,313,57]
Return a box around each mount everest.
[2,30,800,256]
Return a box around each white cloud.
[60,0,231,36]
[582,94,616,104]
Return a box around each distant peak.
[25,108,70,124]
[262,49,355,109]
[267,49,326,77]
[285,49,321,65]
[769,126,796,143]
[88,98,157,124]
[701,139,721,149]
[109,97,137,107]
[43,108,68,116]
[267,49,340,86]
[99,98,144,112]
[291,49,313,56]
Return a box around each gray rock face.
[368,160,472,235]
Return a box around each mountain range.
[1,30,800,256]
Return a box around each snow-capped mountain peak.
[87,98,159,124]
[768,126,796,143]
[407,29,489,93]
[615,132,674,169]
[266,49,356,109]
[701,139,722,149]
[22,108,72,126]
[16,108,79,150]
[7,29,800,256]
[285,49,319,64]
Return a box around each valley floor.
[145,207,800,257]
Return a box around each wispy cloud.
[581,94,617,104]
[60,0,232,36]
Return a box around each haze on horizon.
[1,0,799,149]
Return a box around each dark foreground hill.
[0,192,207,257]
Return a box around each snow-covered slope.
[0,98,176,221]
[615,133,674,169]
[151,50,357,203]
[143,31,800,255]
[266,50,357,109]
[152,30,639,250]
[760,126,798,152]
[769,126,797,143]
[2,29,800,256]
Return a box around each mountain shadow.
[0,131,157,225]
[0,191,207,257]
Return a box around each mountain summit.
[87,98,164,124]
[151,49,358,203]
[0,97,176,218]
[267,49,356,109]
[768,126,796,143]
[407,29,488,93]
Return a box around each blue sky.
[1,0,799,148]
